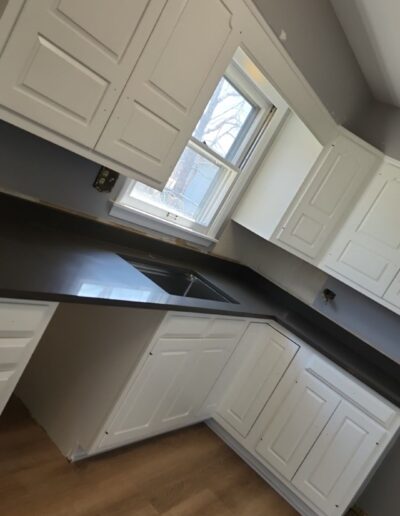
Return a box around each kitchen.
[0,1,399,515]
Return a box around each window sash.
[114,48,289,242]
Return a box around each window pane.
[130,146,235,226]
[192,77,254,161]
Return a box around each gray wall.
[252,0,372,126]
[214,220,327,305]
[0,0,9,18]
[0,121,113,220]
[358,437,400,516]
[0,118,326,304]
[351,100,400,161]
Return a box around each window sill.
[110,202,218,248]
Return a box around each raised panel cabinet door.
[99,338,198,450]
[276,133,381,260]
[0,0,165,147]
[159,337,239,425]
[292,400,387,516]
[324,161,400,296]
[219,324,298,437]
[255,369,341,481]
[96,0,243,187]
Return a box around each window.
[112,49,288,245]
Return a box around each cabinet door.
[219,324,298,437]
[99,335,238,449]
[293,400,386,516]
[0,0,165,146]
[99,338,197,449]
[96,0,242,187]
[324,161,400,296]
[275,133,381,260]
[255,369,341,481]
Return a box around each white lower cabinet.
[15,306,399,516]
[292,400,387,516]
[218,323,298,437]
[255,368,341,481]
[212,324,400,516]
[98,334,239,450]
[93,312,247,452]
[0,298,57,415]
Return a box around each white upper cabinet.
[0,0,165,147]
[233,112,323,242]
[218,323,298,437]
[323,159,400,301]
[96,0,242,187]
[274,130,382,262]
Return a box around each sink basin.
[122,258,237,304]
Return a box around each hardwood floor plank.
[0,398,300,516]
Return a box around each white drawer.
[206,318,246,338]
[0,337,32,365]
[159,314,212,338]
[307,356,396,428]
[0,302,47,333]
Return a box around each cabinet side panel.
[17,303,166,456]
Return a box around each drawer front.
[159,314,212,338]
[206,318,247,339]
[307,356,397,428]
[0,303,47,333]
[0,337,32,365]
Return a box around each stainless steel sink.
[122,257,237,304]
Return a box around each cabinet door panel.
[162,337,238,424]
[324,161,400,296]
[255,370,341,480]
[96,0,242,186]
[219,324,298,437]
[0,0,165,147]
[100,338,197,448]
[293,401,386,516]
[159,314,212,338]
[276,134,381,260]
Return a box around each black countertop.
[1,194,399,406]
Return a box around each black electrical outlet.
[93,167,119,193]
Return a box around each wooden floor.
[0,398,300,516]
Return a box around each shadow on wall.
[214,220,327,305]
[357,435,400,516]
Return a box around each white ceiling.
[331,0,400,108]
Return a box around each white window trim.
[111,48,289,247]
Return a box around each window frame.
[111,48,289,247]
